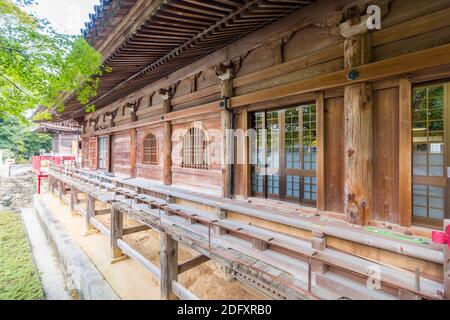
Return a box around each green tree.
[0,0,108,120]
[0,116,52,161]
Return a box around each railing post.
[311,230,327,275]
[111,206,125,262]
[70,188,78,215]
[160,232,178,300]
[83,193,96,236]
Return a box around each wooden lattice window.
[142,134,158,165]
[182,127,209,170]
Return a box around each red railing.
[32,155,76,194]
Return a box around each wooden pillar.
[444,219,450,300]
[130,128,137,178]
[341,14,373,225]
[399,78,412,227]
[160,232,178,300]
[58,181,64,200]
[70,188,78,214]
[161,89,173,186]
[316,92,325,211]
[217,64,234,198]
[84,194,96,236]
[111,206,125,261]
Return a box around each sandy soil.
[95,213,264,300]
[44,193,264,300]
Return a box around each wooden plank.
[95,208,111,216]
[324,97,345,213]
[229,43,450,109]
[160,232,178,300]
[171,280,199,300]
[372,7,450,47]
[178,255,210,274]
[117,239,161,279]
[233,44,343,88]
[399,79,412,227]
[122,225,151,235]
[130,128,137,177]
[373,87,400,224]
[316,91,325,211]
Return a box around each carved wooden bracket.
[215,62,234,81]
[159,82,179,101]
[314,0,390,37]
[105,108,118,127]
[126,97,143,112]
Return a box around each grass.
[0,210,44,300]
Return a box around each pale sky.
[25,0,100,35]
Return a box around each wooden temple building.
[42,0,450,300]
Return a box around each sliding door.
[412,83,449,228]
[251,103,317,206]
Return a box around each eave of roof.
[55,0,318,122]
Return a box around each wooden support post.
[111,206,125,262]
[252,238,268,251]
[399,78,412,227]
[213,208,227,235]
[70,188,78,214]
[160,232,178,300]
[311,230,327,275]
[161,89,173,186]
[316,91,325,211]
[58,181,64,200]
[444,220,450,300]
[217,64,234,198]
[83,194,96,236]
[341,13,373,225]
[221,109,232,198]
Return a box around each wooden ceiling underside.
[60,0,317,120]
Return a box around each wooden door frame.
[249,103,317,206]
[410,81,449,229]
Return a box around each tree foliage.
[0,116,52,161]
[0,0,108,120]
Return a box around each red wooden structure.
[32,155,75,194]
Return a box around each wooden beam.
[342,19,373,226]
[122,225,151,236]
[171,280,199,300]
[160,232,178,300]
[230,43,450,109]
[178,255,210,274]
[399,78,412,227]
[316,91,325,212]
[95,208,111,216]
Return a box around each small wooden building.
[47,0,450,300]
